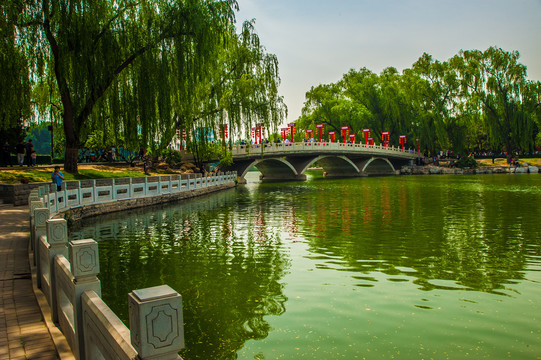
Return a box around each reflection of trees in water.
[291,177,540,294]
[70,189,290,360]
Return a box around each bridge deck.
[230,142,418,160]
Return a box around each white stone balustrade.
[29,172,237,359]
[40,172,236,217]
[129,285,184,360]
[229,142,418,159]
[40,219,69,323]
[33,207,49,272]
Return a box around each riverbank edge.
[400,164,539,175]
[54,182,237,223]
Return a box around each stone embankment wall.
[62,183,235,222]
[0,182,45,205]
[401,165,540,175]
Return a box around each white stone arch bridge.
[218,142,418,181]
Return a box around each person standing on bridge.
[51,166,64,191]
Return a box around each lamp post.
[48,124,54,161]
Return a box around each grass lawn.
[0,163,183,184]
[476,158,541,167]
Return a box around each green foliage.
[299,47,541,156]
[0,6,31,131]
[218,147,233,167]
[160,149,183,168]
[11,1,285,172]
[455,157,478,169]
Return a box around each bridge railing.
[230,141,417,157]
[37,172,236,218]
[28,171,237,359]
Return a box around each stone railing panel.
[129,285,184,360]
[55,254,78,356]
[82,290,137,360]
[33,208,50,272]
[46,218,69,322]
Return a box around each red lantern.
[306,129,313,139]
[349,134,356,143]
[367,137,374,145]
[328,131,336,142]
[416,138,420,153]
[341,126,349,141]
[178,129,187,150]
[399,135,407,151]
[288,123,296,142]
[281,128,288,140]
[220,124,229,140]
[362,129,371,145]
[382,131,390,148]
[316,124,325,142]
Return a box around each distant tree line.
[1,0,286,172]
[298,47,541,157]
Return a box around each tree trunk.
[63,110,79,173]
[64,145,79,173]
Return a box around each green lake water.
[70,173,541,359]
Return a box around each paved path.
[0,205,59,359]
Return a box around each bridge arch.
[359,157,396,175]
[240,158,304,181]
[297,155,361,177]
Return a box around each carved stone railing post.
[69,239,101,360]
[46,218,69,322]
[28,191,39,208]
[128,285,184,360]
[33,208,50,275]
[29,199,43,247]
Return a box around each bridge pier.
[259,173,307,182]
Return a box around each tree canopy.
[4,0,286,172]
[298,47,541,156]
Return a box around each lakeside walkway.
[0,205,59,359]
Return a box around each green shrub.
[455,157,477,168]
[218,148,233,167]
[37,155,52,164]
[160,149,183,168]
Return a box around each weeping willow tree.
[450,47,540,155]
[175,19,286,168]
[299,67,415,146]
[405,53,467,155]
[298,47,540,156]
[0,4,31,137]
[13,0,284,172]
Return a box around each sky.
[235,0,541,125]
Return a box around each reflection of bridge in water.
[222,142,418,181]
